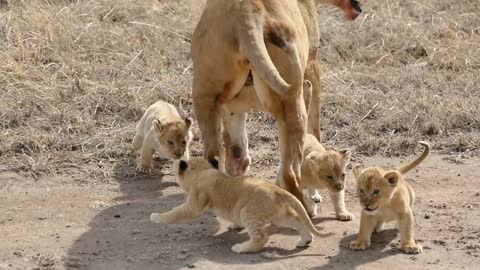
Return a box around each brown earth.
[1,0,480,269]
[1,147,480,270]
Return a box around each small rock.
[114,214,121,218]
[424,214,431,219]
[187,264,195,269]
[38,217,47,220]
[475,192,480,196]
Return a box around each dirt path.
[1,153,479,270]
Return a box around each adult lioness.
[191,0,362,211]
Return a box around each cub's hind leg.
[231,209,269,253]
[273,215,313,248]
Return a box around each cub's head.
[306,149,351,192]
[352,165,402,215]
[152,118,192,159]
[176,157,219,189]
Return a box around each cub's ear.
[352,164,364,180]
[179,160,188,173]
[384,171,399,186]
[153,119,164,132]
[184,117,192,129]
[340,150,352,160]
[208,158,219,170]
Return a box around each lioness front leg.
[329,190,354,221]
[398,211,422,254]
[350,211,377,250]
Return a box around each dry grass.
[0,0,479,178]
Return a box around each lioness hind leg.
[192,86,222,161]
[222,110,251,176]
[305,59,322,141]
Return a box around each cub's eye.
[327,176,334,181]
[359,189,364,194]
[373,189,380,196]
[182,140,186,145]
[168,140,174,146]
[341,173,346,179]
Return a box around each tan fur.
[191,0,362,212]
[349,141,430,254]
[297,134,353,220]
[132,100,192,173]
[150,158,330,253]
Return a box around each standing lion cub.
[150,158,330,253]
[297,134,353,220]
[132,100,192,173]
[350,141,430,254]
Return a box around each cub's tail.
[289,195,332,237]
[398,141,430,174]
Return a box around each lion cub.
[132,100,192,173]
[350,141,430,254]
[150,157,329,253]
[299,134,353,220]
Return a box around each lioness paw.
[336,212,354,221]
[150,213,165,224]
[350,239,369,250]
[401,243,422,254]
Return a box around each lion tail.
[398,141,430,174]
[235,1,302,96]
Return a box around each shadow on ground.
[64,156,321,269]
[312,229,405,270]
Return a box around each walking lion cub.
[132,100,192,173]
[150,158,330,253]
[298,134,353,220]
[350,141,430,254]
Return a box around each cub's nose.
[335,183,344,190]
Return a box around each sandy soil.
[1,150,479,270]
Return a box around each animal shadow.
[312,229,402,270]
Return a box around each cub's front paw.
[150,213,165,224]
[311,193,323,203]
[136,163,152,174]
[350,239,369,250]
[336,212,354,221]
[228,223,244,230]
[231,243,247,253]
[401,243,422,254]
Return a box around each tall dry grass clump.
[0,0,478,177]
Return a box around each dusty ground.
[1,149,480,270]
[1,0,480,269]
